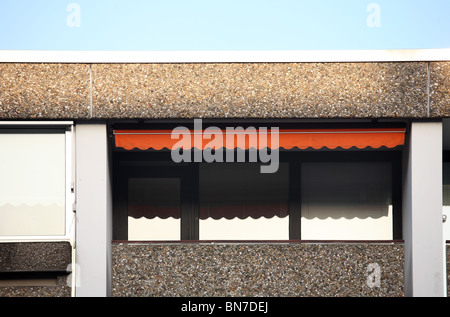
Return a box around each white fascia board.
[0,49,450,63]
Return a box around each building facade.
[0,60,449,297]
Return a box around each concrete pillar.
[403,121,444,297]
[74,123,112,297]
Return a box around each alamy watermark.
[66,263,81,288]
[170,119,280,174]
[67,3,81,28]
[367,3,381,28]
[366,263,381,288]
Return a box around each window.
[0,126,72,238]
[128,177,181,241]
[113,150,402,242]
[301,162,393,240]
[199,162,289,240]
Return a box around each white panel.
[75,124,111,297]
[404,121,444,297]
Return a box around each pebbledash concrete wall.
[112,242,404,297]
[1,62,450,120]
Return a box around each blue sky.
[0,0,449,51]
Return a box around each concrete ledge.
[0,242,72,273]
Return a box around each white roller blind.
[199,162,289,240]
[0,133,66,236]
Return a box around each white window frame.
[0,121,74,242]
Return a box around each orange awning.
[114,128,405,150]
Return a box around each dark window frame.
[113,156,199,241]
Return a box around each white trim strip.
[1,49,450,63]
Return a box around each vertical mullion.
[113,171,128,241]
[180,173,191,241]
[180,163,199,240]
[289,159,301,240]
[392,155,403,240]
[191,163,199,240]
